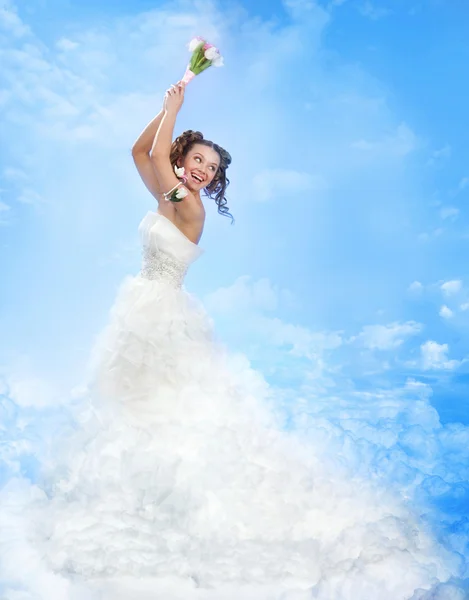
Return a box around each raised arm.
[132,82,197,213]
[131,108,166,199]
[132,108,165,155]
[149,82,198,214]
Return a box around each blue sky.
[1,0,469,596]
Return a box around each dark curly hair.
[170,130,233,222]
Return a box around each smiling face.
[180,143,221,191]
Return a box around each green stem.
[194,52,206,71]
[195,58,211,74]
[190,44,204,69]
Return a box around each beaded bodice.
[141,246,188,287]
[138,212,204,288]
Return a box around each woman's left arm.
[149,82,195,205]
[150,81,184,158]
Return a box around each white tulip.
[204,46,219,61]
[174,166,186,178]
[188,38,204,52]
[175,186,189,199]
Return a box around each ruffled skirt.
[5,275,459,599]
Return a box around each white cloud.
[284,0,329,16]
[351,122,417,158]
[17,188,44,206]
[427,144,451,166]
[417,228,444,242]
[460,302,469,312]
[2,166,28,181]
[205,277,343,362]
[408,281,423,294]
[440,280,462,296]
[205,276,342,383]
[205,276,287,313]
[350,321,423,351]
[0,368,63,409]
[255,316,343,360]
[0,2,31,38]
[403,377,433,401]
[359,1,392,20]
[251,168,327,202]
[56,38,79,52]
[458,176,469,191]
[439,305,453,319]
[421,340,460,371]
[0,200,11,226]
[439,206,459,221]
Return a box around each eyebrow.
[193,152,218,167]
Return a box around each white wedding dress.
[0,212,462,600]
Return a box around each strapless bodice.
[138,212,204,287]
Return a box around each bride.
[4,82,461,600]
[132,81,233,237]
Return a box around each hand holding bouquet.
[163,81,186,114]
[181,37,224,84]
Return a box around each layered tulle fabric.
[0,212,462,599]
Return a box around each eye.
[195,156,201,162]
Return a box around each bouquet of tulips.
[163,38,223,203]
[181,37,224,84]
